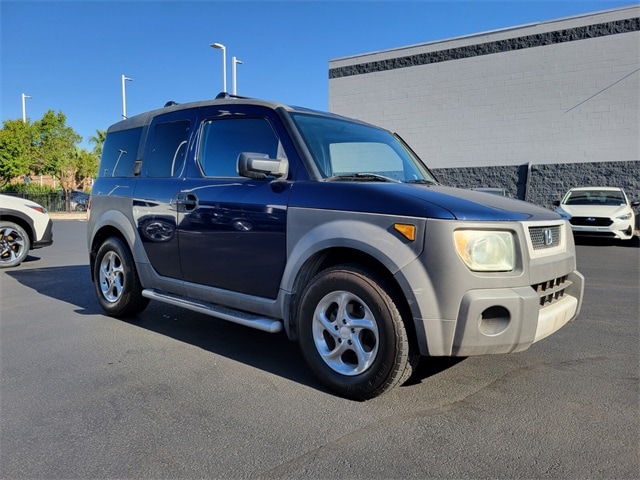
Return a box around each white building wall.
[329,6,639,170]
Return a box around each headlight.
[616,212,632,221]
[28,205,48,214]
[454,230,515,272]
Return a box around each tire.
[297,264,416,400]
[93,237,149,317]
[0,221,30,268]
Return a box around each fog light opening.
[478,306,511,336]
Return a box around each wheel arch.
[282,209,426,342]
[286,247,418,347]
[0,213,35,248]
[88,209,141,281]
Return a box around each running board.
[142,289,283,333]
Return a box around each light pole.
[232,56,243,95]
[21,93,31,123]
[210,42,227,93]
[121,74,133,119]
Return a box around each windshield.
[291,113,437,183]
[563,189,625,206]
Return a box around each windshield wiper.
[324,173,401,183]
[404,178,438,185]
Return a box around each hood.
[406,185,560,221]
[558,203,631,218]
[291,183,560,222]
[0,194,49,218]
[0,194,45,211]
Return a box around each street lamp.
[21,93,31,123]
[232,56,243,95]
[210,42,227,93]
[121,74,133,119]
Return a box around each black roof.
[106,93,371,134]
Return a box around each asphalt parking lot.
[1,219,638,479]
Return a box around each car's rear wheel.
[297,264,417,400]
[0,221,30,268]
[93,237,149,317]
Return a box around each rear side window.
[100,127,143,177]
[197,118,280,177]
[147,121,190,178]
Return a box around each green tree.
[89,129,106,158]
[0,110,98,194]
[30,110,81,192]
[74,148,99,190]
[0,119,33,187]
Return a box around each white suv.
[555,187,638,241]
[0,194,53,268]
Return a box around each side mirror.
[238,152,288,180]
[631,200,640,207]
[552,200,560,207]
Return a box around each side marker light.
[394,223,416,241]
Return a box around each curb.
[50,212,88,220]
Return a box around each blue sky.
[1,0,636,149]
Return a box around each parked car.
[70,194,89,211]
[554,187,638,241]
[62,189,90,211]
[0,194,53,268]
[88,94,584,400]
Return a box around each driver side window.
[197,117,280,177]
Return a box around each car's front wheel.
[297,264,416,400]
[93,237,149,317]
[0,221,30,268]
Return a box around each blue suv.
[88,94,584,399]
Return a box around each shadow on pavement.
[5,265,101,315]
[405,356,467,387]
[5,264,460,397]
[574,235,639,248]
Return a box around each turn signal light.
[394,223,416,241]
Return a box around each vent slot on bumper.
[533,275,571,307]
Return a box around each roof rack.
[215,92,249,100]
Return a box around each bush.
[0,183,59,195]
[1,185,66,211]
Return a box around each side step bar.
[142,289,283,333]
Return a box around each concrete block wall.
[328,6,639,208]
[433,160,640,210]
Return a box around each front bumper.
[449,270,583,356]
[396,219,584,357]
[570,221,634,240]
[32,219,54,249]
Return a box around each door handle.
[183,193,198,211]
[174,193,199,212]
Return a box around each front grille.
[532,275,571,307]
[529,225,561,250]
[570,216,612,227]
